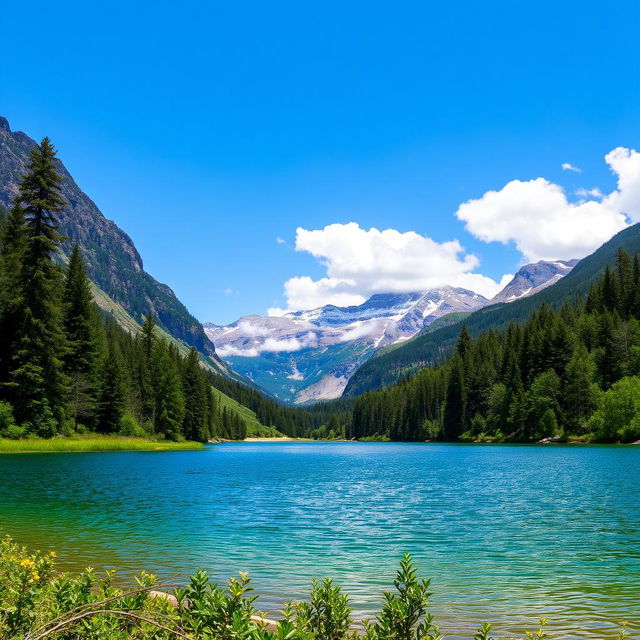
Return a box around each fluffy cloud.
[269,223,510,314]
[456,147,640,262]
[217,332,318,358]
[562,163,582,173]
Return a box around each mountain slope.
[206,287,489,403]
[344,224,640,396]
[492,259,578,303]
[0,116,226,370]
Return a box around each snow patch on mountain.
[491,259,578,304]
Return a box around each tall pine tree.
[8,139,68,432]
[63,246,99,428]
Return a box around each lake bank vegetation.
[2,537,631,640]
[0,435,203,453]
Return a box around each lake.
[0,442,638,638]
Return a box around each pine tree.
[563,345,599,430]
[63,246,99,429]
[95,347,127,433]
[153,344,185,440]
[182,348,208,441]
[8,139,68,429]
[0,204,27,391]
[442,354,466,440]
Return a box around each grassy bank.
[0,435,204,453]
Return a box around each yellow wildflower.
[49,551,56,557]
[31,572,40,582]
[19,558,35,569]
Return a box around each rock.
[538,435,562,444]
[148,590,179,606]
[148,590,278,630]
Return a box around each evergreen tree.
[442,354,466,439]
[95,347,127,433]
[0,204,27,389]
[63,246,99,429]
[563,345,599,431]
[182,348,208,441]
[154,346,185,441]
[8,139,68,429]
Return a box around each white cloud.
[224,287,234,296]
[575,187,603,200]
[271,222,509,313]
[456,147,640,262]
[562,163,582,173]
[217,344,260,358]
[217,332,318,358]
[236,321,271,337]
[276,236,286,244]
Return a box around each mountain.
[491,259,578,304]
[344,224,640,396]
[205,287,489,403]
[0,116,230,374]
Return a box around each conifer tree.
[182,348,208,441]
[63,246,99,429]
[8,139,68,429]
[442,354,466,439]
[96,347,127,433]
[153,343,185,440]
[0,204,27,390]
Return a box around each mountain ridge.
[206,286,489,403]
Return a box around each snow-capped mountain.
[491,259,579,304]
[205,287,489,404]
[206,260,578,405]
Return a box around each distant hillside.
[0,116,227,371]
[344,224,640,396]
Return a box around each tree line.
[351,248,640,443]
[0,138,248,441]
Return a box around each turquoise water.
[0,442,638,638]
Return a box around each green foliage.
[349,249,640,443]
[363,553,438,640]
[4,139,68,430]
[0,539,634,639]
[590,376,640,442]
[286,578,352,639]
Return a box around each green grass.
[212,387,283,438]
[0,435,204,453]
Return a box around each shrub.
[0,424,26,440]
[119,413,147,437]
[0,402,17,434]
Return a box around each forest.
[351,249,640,443]
[0,138,265,442]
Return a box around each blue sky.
[2,0,639,323]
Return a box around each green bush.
[0,538,634,640]
[0,424,26,440]
[590,376,640,442]
[119,413,147,437]
[0,402,16,434]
